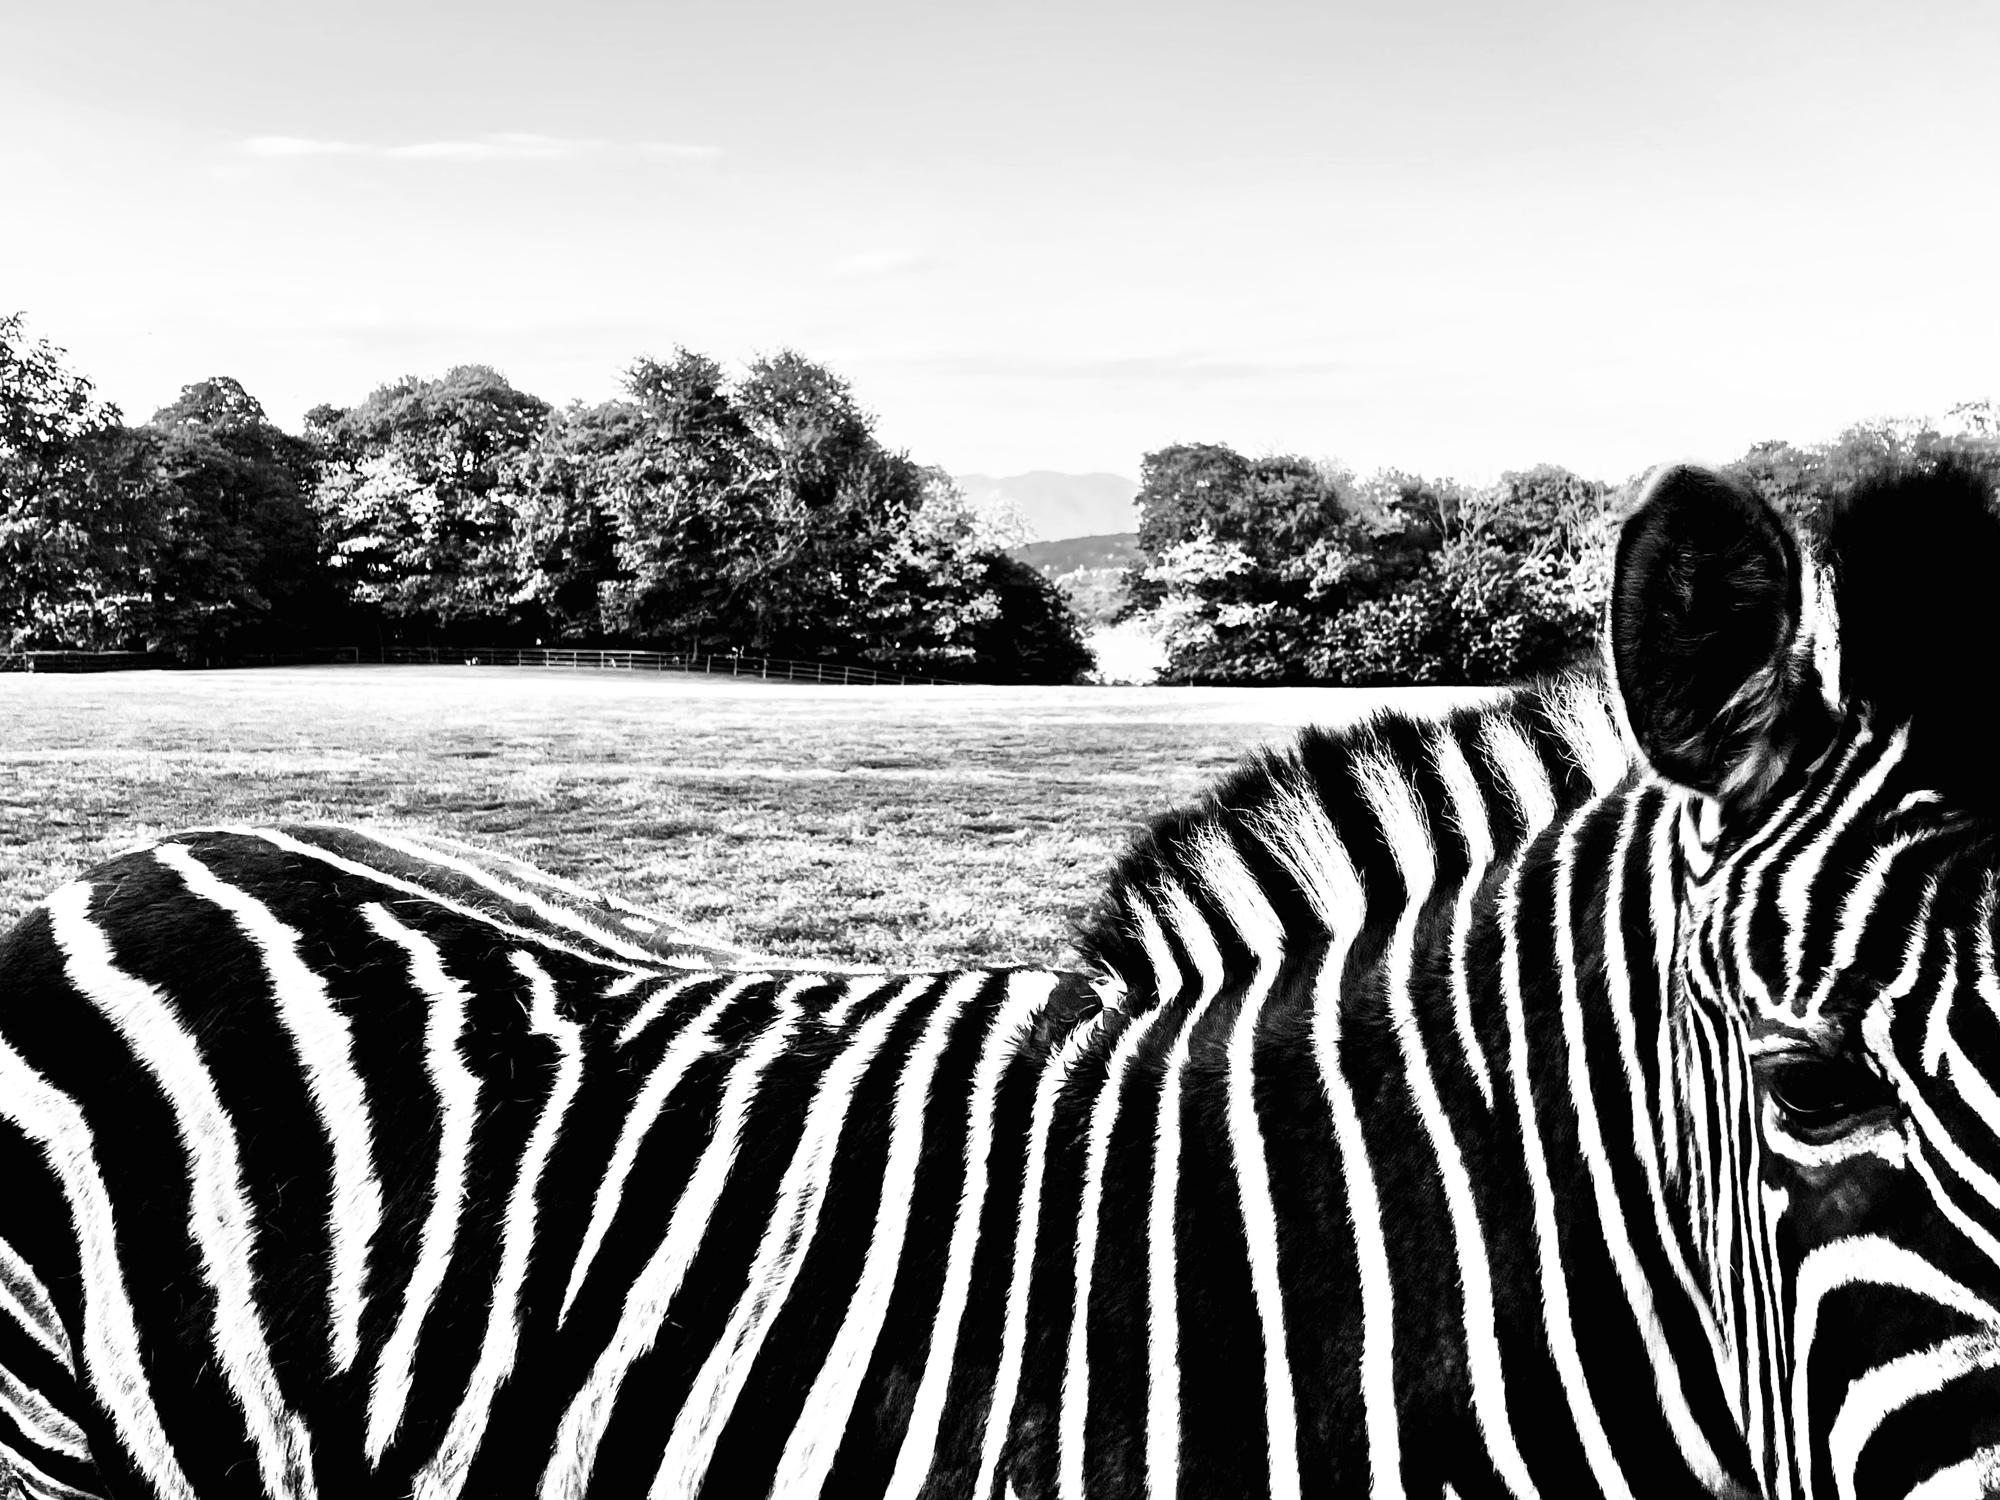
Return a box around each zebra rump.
[3,460,2000,1499]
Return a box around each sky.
[5,0,1998,485]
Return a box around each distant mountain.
[956,470,1139,542]
[1010,533,1143,574]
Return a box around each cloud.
[880,348,1381,385]
[828,248,936,279]
[242,136,359,158]
[239,134,720,164]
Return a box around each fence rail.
[377,646,954,685]
[0,645,954,685]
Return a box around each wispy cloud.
[239,133,720,163]
[828,248,936,279]
[881,348,1384,385]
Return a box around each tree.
[506,401,639,641]
[310,366,551,636]
[140,378,326,658]
[0,314,155,649]
[955,554,1095,684]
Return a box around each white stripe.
[0,1436,102,1500]
[1794,554,1844,715]
[360,904,484,1463]
[653,974,932,1496]
[818,973,896,1035]
[1145,877,1226,1500]
[1250,779,1395,1491]
[1313,925,1401,1500]
[1130,890,1182,1010]
[1543,674,1631,793]
[155,843,382,1374]
[884,971,1055,1500]
[1550,812,1738,1493]
[1758,1182,1799,1500]
[1922,927,1960,1079]
[1793,1236,2000,1500]
[1775,732,1900,1000]
[1430,730,1498,1107]
[1906,1445,2000,1500]
[1830,1332,2000,1500]
[1721,775,1825,1018]
[1804,827,1944,1018]
[1188,829,1302,1500]
[538,978,810,1499]
[559,974,759,1324]
[1058,981,1180,1500]
[1865,929,2000,1232]
[0,1232,70,1372]
[43,882,315,1498]
[973,1008,1110,1500]
[766,972,990,1499]
[616,973,715,1049]
[1495,823,1636,1500]
[1354,752,1534,1500]
[0,1031,193,1500]
[415,951,587,1500]
[1601,796,1741,1434]
[309,824,673,965]
[1481,716,1556,833]
[0,1361,89,1461]
[224,826,654,979]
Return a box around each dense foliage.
[1129,420,2000,685]
[0,318,1090,682]
[9,313,1995,687]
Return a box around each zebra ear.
[1610,464,1808,809]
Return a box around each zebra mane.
[1071,668,1635,998]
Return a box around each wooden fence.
[378,646,954,685]
[0,645,953,685]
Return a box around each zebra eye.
[1760,1055,1892,1135]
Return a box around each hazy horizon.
[7,0,1997,486]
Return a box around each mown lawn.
[0,666,1484,967]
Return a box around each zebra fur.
[6,460,2000,1498]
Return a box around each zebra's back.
[0,826,1094,1499]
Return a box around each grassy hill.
[1009,532,1143,573]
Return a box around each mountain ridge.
[955,469,1138,542]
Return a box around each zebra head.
[1613,461,2000,1500]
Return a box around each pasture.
[0,666,1488,966]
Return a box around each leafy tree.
[140,378,325,658]
[0,314,155,649]
[954,554,1095,684]
[595,348,759,647]
[506,400,639,640]
[310,366,551,635]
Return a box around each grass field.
[0,666,1489,967]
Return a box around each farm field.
[0,666,1492,967]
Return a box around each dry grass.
[0,666,1485,967]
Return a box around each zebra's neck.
[1075,669,1635,1010]
[1067,669,1772,1496]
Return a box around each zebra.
[2,459,1999,1499]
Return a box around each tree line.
[0,314,1094,684]
[1125,412,2000,685]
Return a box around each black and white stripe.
[6,460,2000,1498]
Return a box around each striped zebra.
[2,459,1998,1499]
